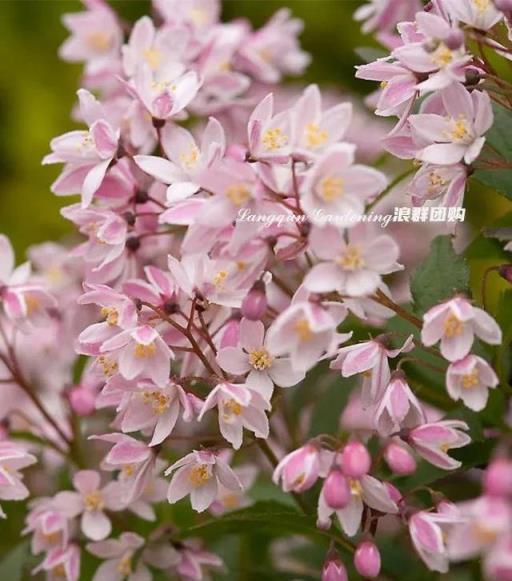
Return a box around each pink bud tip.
[341,442,371,478]
[69,386,96,416]
[322,554,348,581]
[241,281,267,321]
[354,541,381,578]
[323,469,351,509]
[484,458,512,497]
[384,442,417,476]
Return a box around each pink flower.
[59,2,122,65]
[484,534,512,581]
[128,63,200,120]
[165,450,242,513]
[236,8,310,83]
[448,496,512,562]
[410,502,462,573]
[409,83,493,165]
[384,440,417,475]
[446,355,498,411]
[43,89,120,207]
[354,540,381,578]
[273,443,321,493]
[266,296,349,373]
[134,117,225,204]
[421,297,502,362]
[198,382,270,450]
[330,334,413,405]
[216,319,305,401]
[53,470,122,541]
[300,145,387,225]
[291,84,352,158]
[318,472,398,536]
[174,539,225,581]
[355,0,422,35]
[209,460,257,516]
[408,420,471,470]
[305,225,402,297]
[374,372,426,436]
[23,500,69,554]
[34,544,80,581]
[444,0,503,30]
[91,434,155,503]
[87,532,149,581]
[116,381,193,446]
[322,551,348,581]
[0,441,37,516]
[100,325,174,385]
[409,163,467,207]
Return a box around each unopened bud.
[354,541,381,578]
[384,442,417,476]
[322,551,348,581]
[444,29,464,50]
[498,264,512,284]
[69,386,96,416]
[323,470,351,509]
[341,441,371,478]
[465,69,481,87]
[241,281,267,321]
[484,458,512,497]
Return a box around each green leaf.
[473,169,512,201]
[411,235,470,314]
[0,543,29,581]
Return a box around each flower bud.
[273,443,320,493]
[69,386,96,416]
[498,264,512,284]
[484,458,512,497]
[354,541,381,578]
[494,0,512,10]
[384,442,417,476]
[322,552,348,581]
[444,29,464,51]
[323,469,351,509]
[465,68,481,87]
[341,442,371,478]
[241,281,267,321]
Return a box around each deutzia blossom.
[446,355,498,411]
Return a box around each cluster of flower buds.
[0,0,511,579]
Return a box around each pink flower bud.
[69,386,96,416]
[341,442,371,478]
[444,29,464,50]
[323,469,351,509]
[484,458,512,497]
[241,281,267,321]
[384,442,417,476]
[354,541,381,578]
[322,552,348,581]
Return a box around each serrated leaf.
[411,235,470,314]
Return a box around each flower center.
[84,490,104,511]
[134,342,157,358]
[117,553,133,576]
[223,398,243,420]
[188,464,211,487]
[305,123,328,148]
[87,32,111,52]
[473,0,490,10]
[25,293,41,315]
[213,270,228,289]
[143,47,162,70]
[97,355,118,377]
[248,348,273,370]
[225,184,251,206]
[428,171,448,195]
[122,464,135,477]
[262,128,288,151]
[461,368,480,389]
[338,244,365,271]
[443,313,463,338]
[319,176,344,202]
[295,318,313,342]
[143,390,171,414]
[101,306,119,326]
[431,43,454,67]
[350,479,363,497]
[180,145,200,169]
[448,116,471,143]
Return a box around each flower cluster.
[1,0,512,580]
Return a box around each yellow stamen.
[305,123,328,148]
[432,43,453,67]
[180,145,200,169]
[213,270,228,289]
[117,554,133,576]
[461,368,480,390]
[97,355,118,377]
[338,244,365,271]
[473,0,490,10]
[122,464,135,477]
[443,313,463,338]
[225,184,251,206]
[100,306,119,326]
[143,390,171,414]
[319,176,344,202]
[350,479,363,496]
[84,490,104,511]
[133,342,157,358]
[449,116,470,142]
[223,399,243,420]
[262,128,288,151]
[295,318,313,342]
[188,464,211,487]
[248,348,273,370]
[143,47,162,70]
[87,32,111,52]
[428,171,448,195]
